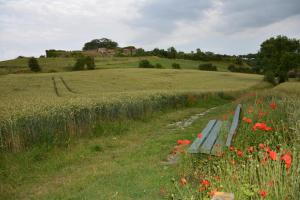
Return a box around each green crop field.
[0,68,262,151]
[0,56,248,74]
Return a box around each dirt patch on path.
[166,107,217,130]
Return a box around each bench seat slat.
[188,120,217,153]
[199,120,223,154]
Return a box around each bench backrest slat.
[199,120,223,154]
[225,104,242,147]
[188,120,217,153]
[211,121,229,155]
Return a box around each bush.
[155,63,163,68]
[228,64,253,73]
[72,56,96,71]
[28,57,41,72]
[172,63,181,69]
[139,60,153,68]
[264,71,276,85]
[198,63,217,71]
[85,56,95,70]
[234,57,243,65]
[228,64,236,72]
[73,57,86,71]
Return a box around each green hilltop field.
[0,56,248,74]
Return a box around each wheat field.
[0,68,262,151]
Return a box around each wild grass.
[0,69,262,151]
[172,91,300,199]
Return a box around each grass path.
[0,99,232,199]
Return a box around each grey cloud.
[132,0,213,31]
[218,0,300,32]
[132,0,300,33]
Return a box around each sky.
[0,0,300,60]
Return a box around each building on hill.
[46,46,137,58]
[95,47,136,56]
[122,46,136,56]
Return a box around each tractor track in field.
[59,77,77,94]
[52,76,77,97]
[51,77,60,97]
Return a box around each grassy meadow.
[0,56,248,74]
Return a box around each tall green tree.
[167,47,177,59]
[82,38,118,50]
[258,35,300,83]
[28,57,41,72]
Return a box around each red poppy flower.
[248,146,254,153]
[237,150,243,157]
[259,143,265,149]
[260,190,267,198]
[177,139,191,145]
[183,139,191,145]
[269,102,277,110]
[229,146,235,151]
[177,140,184,145]
[243,116,252,123]
[252,123,272,131]
[201,179,210,187]
[269,150,277,161]
[180,177,187,185]
[266,127,272,131]
[197,133,203,138]
[281,153,292,170]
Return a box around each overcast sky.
[0,0,300,60]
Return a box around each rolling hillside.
[0,56,249,74]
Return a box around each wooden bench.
[188,104,242,155]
